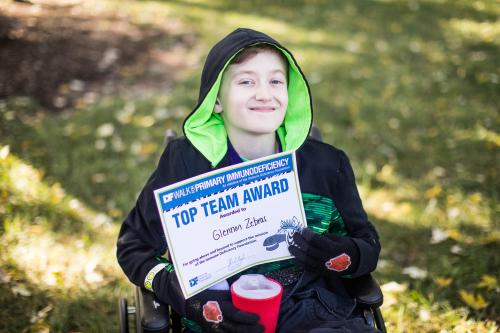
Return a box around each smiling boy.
[117,28,381,332]
[214,45,288,160]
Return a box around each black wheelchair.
[119,127,387,333]
[119,273,386,333]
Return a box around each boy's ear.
[214,98,222,114]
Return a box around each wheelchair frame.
[119,273,386,333]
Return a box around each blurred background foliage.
[0,0,498,332]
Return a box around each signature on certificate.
[227,254,246,271]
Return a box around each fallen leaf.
[11,284,31,297]
[447,229,463,241]
[402,266,427,279]
[459,290,488,310]
[381,281,408,293]
[0,145,10,160]
[450,245,463,255]
[30,304,53,324]
[434,277,453,288]
[425,185,442,199]
[430,228,449,244]
[96,123,115,138]
[419,309,431,321]
[477,275,497,291]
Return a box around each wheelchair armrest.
[135,286,170,333]
[343,274,383,309]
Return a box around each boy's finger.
[222,321,264,333]
[219,301,261,325]
[292,231,312,251]
[299,228,333,248]
[293,228,328,251]
[288,245,323,269]
[288,243,305,258]
[291,234,325,261]
[230,310,260,324]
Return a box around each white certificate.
[154,151,307,298]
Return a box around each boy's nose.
[255,86,272,102]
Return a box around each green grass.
[1,0,499,331]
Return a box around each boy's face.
[217,50,288,137]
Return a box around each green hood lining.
[184,43,312,167]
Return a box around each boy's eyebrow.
[231,69,286,77]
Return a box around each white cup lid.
[232,274,281,299]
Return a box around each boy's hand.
[288,228,360,276]
[185,289,264,332]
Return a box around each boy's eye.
[270,79,285,85]
[238,79,254,85]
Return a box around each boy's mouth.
[249,106,277,112]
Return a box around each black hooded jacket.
[117,28,380,317]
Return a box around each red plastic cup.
[231,274,283,333]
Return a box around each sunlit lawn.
[1,0,498,332]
